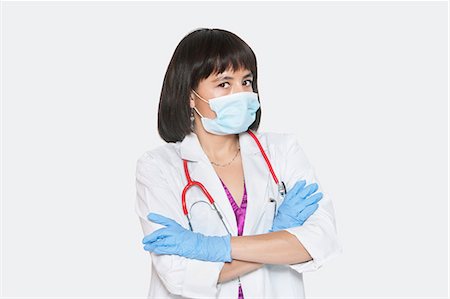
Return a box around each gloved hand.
[142,212,232,262]
[270,180,323,232]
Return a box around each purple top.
[220,178,247,299]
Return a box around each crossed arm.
[218,230,312,283]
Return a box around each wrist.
[221,234,232,262]
[206,234,232,262]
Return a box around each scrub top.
[219,177,247,299]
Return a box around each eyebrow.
[213,72,253,82]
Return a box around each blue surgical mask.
[192,90,260,135]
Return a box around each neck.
[193,123,240,163]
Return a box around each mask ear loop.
[191,89,209,103]
[192,106,204,118]
[191,89,208,118]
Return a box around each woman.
[135,28,342,298]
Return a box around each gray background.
[1,1,448,298]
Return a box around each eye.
[243,79,253,87]
[218,82,230,88]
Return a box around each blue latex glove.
[142,212,232,262]
[270,180,323,232]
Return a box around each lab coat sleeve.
[135,153,225,298]
[280,134,343,273]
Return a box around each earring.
[190,108,195,130]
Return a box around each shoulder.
[135,142,180,183]
[255,130,301,151]
[256,130,311,168]
[137,142,179,165]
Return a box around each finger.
[151,236,174,247]
[144,243,157,252]
[302,192,323,206]
[142,228,169,244]
[297,203,319,222]
[147,212,178,227]
[287,180,306,198]
[298,183,318,199]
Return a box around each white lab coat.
[135,130,342,299]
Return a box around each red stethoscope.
[181,129,287,232]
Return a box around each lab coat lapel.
[239,131,271,235]
[179,132,238,236]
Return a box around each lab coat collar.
[178,130,271,236]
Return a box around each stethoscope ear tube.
[212,202,231,235]
[247,130,286,198]
[187,215,193,231]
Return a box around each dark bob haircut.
[157,28,261,143]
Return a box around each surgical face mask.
[191,90,260,135]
